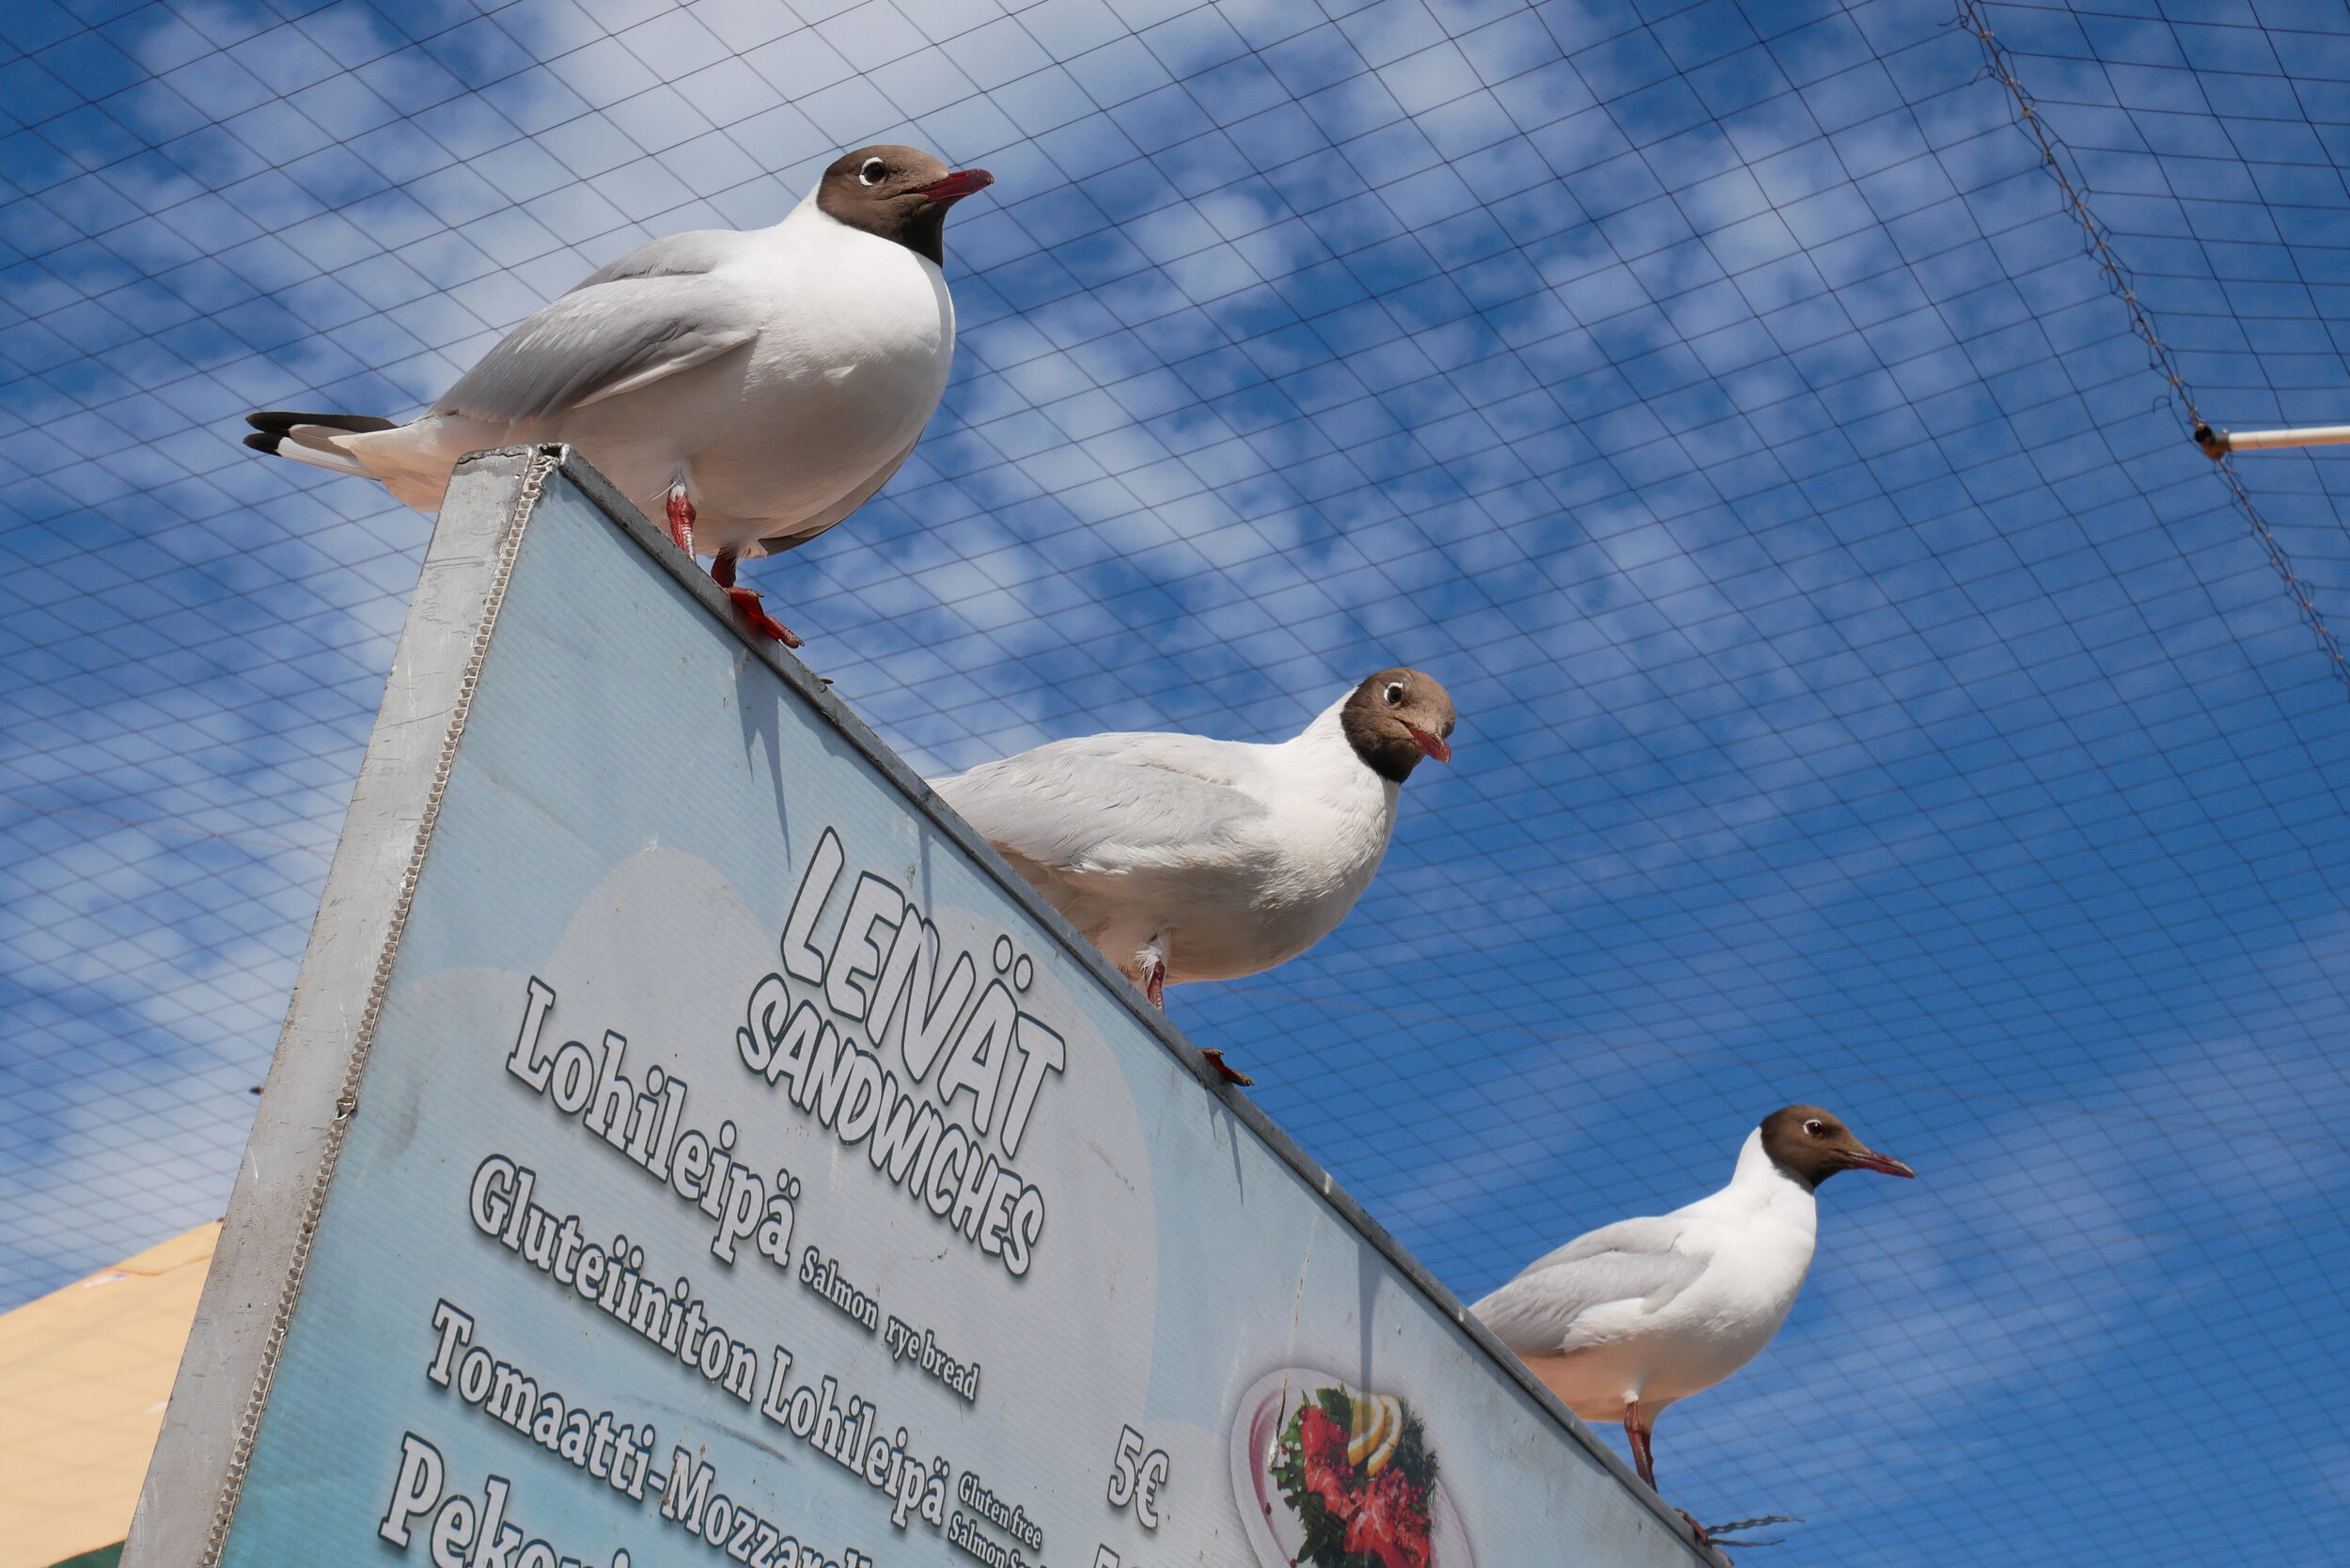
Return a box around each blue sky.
[6,0,2350,1560]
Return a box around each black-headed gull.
[244,144,992,646]
[933,667,1457,1082]
[1473,1106,1915,1504]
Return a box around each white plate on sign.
[1227,1366,1474,1568]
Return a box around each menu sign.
[126,450,1712,1568]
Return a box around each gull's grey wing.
[567,229,744,291]
[433,265,762,425]
[934,736,1269,875]
[1471,1217,1710,1357]
[750,431,919,557]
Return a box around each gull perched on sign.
[1472,1106,1915,1506]
[243,145,993,647]
[932,668,1456,1083]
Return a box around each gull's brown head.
[1760,1105,1917,1191]
[815,144,995,265]
[1340,667,1457,783]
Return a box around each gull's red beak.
[1843,1148,1916,1179]
[915,168,994,204]
[1407,726,1451,763]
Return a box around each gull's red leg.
[1136,934,1254,1086]
[1624,1402,1657,1490]
[669,485,800,647]
[1623,1404,1723,1556]
[1133,935,1169,1011]
[710,545,802,649]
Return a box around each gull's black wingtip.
[242,410,397,460]
[244,410,398,436]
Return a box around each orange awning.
[0,1223,219,1568]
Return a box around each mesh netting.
[6,0,2348,1559]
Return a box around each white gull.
[244,144,992,647]
[932,667,1457,1081]
[1472,1105,1915,1504]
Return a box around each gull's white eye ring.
[1385,682,1404,704]
[860,158,886,185]
[1804,1119,1825,1136]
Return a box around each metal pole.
[2194,422,2350,459]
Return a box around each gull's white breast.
[1481,1135,1824,1421]
[549,212,953,549]
[1083,712,1399,982]
[1569,1215,1815,1409]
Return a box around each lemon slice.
[1366,1395,1403,1474]
[1345,1390,1390,1466]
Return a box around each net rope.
[5,0,2348,1559]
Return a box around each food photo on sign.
[1231,1370,1469,1568]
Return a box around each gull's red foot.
[1677,1512,1730,1563]
[1199,1047,1253,1087]
[710,545,802,646]
[1695,1514,1794,1557]
[727,588,801,647]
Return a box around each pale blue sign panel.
[134,450,1707,1568]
